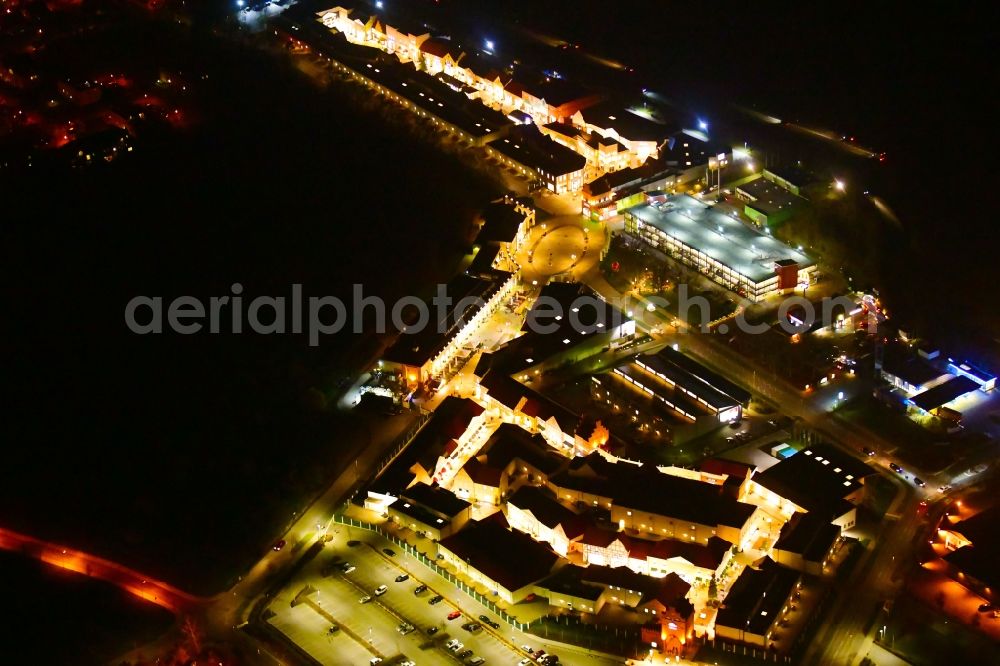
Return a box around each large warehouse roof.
[626,195,813,283]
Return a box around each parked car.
[272,539,286,551]
[448,641,464,652]
[979,603,996,613]
[347,540,361,548]
[861,447,876,457]
[340,562,355,573]
[914,477,926,487]
[445,638,461,650]
[425,626,439,636]
[447,610,462,620]
[458,649,473,658]
[395,573,409,582]
[382,547,396,556]
[359,595,372,604]
[467,657,485,666]
[374,585,388,596]
[889,463,903,473]
[414,584,428,595]
[397,623,414,635]
[461,622,482,632]
[429,595,444,605]
[478,614,500,629]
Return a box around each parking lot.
[267,529,621,665]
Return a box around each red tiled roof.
[700,458,754,479]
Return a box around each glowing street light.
[698,119,708,131]
[376,0,383,7]
[834,179,846,191]
[485,39,495,52]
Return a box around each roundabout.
[518,216,606,282]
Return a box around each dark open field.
[0,17,501,594]
[0,550,174,666]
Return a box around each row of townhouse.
[314,5,675,179]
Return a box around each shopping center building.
[623,195,815,301]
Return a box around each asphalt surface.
[581,268,934,666]
[268,532,624,666]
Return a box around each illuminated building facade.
[623,195,815,301]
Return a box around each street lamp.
[698,119,708,131]
[834,179,845,192]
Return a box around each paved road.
[581,269,930,666]
[0,526,204,613]
[801,494,921,666]
[268,531,624,666]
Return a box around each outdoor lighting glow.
[236,0,244,6]
[376,0,383,7]
[485,40,495,51]
[698,119,708,131]
[646,302,656,312]
[834,179,845,191]
[746,161,755,171]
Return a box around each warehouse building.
[623,195,815,301]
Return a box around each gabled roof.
[382,273,507,367]
[482,423,567,476]
[647,536,731,570]
[647,573,693,614]
[551,453,758,530]
[578,101,674,143]
[944,544,1000,591]
[536,568,604,601]
[523,76,594,107]
[493,282,632,377]
[477,200,527,244]
[948,506,1000,548]
[507,485,586,538]
[368,396,483,495]
[580,526,624,548]
[700,458,755,480]
[520,392,580,434]
[419,37,454,58]
[491,125,587,177]
[773,511,840,561]
[751,443,874,519]
[462,458,503,487]
[479,367,581,435]
[400,482,470,518]
[716,559,800,636]
[439,514,559,592]
[542,121,581,138]
[752,444,875,520]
